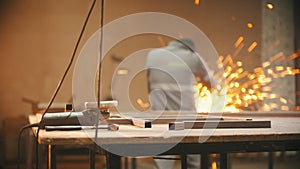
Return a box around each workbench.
[28,111,300,169]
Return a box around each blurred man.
[146,38,215,168]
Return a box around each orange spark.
[194,0,200,5]
[247,23,254,29]
[266,3,274,10]
[234,36,244,48]
[248,42,257,52]
[263,61,271,68]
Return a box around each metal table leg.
[47,145,56,169]
[181,154,187,169]
[89,148,95,169]
[268,152,273,169]
[220,153,228,169]
[26,130,33,169]
[131,157,136,169]
[106,151,121,169]
[201,153,209,169]
[124,157,128,169]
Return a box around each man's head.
[177,38,195,52]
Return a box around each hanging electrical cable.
[92,0,105,168]
[17,1,97,168]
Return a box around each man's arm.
[193,53,216,90]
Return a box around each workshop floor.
[3,152,300,169]
[130,152,300,169]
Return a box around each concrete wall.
[262,0,295,110]
[0,0,262,120]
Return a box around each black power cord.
[93,0,105,167]
[17,123,39,169]
[17,0,97,169]
[35,1,97,168]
